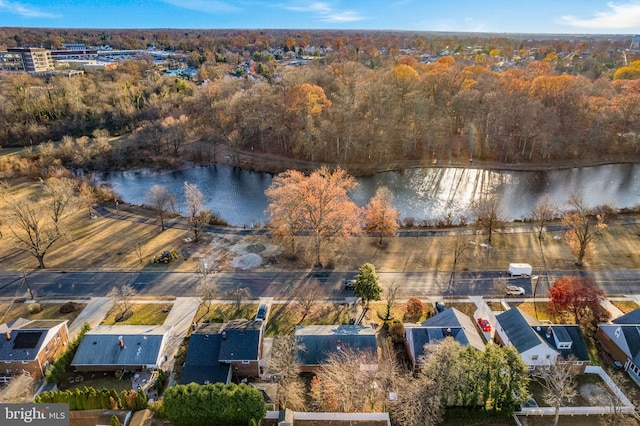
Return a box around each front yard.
[0,300,86,324]
[101,303,172,325]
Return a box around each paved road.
[1,268,639,300]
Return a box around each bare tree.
[0,178,77,269]
[107,284,137,321]
[184,182,211,243]
[562,193,608,266]
[532,194,558,240]
[146,184,176,231]
[310,346,381,413]
[264,333,306,410]
[378,283,399,324]
[196,261,217,318]
[0,372,38,402]
[224,286,251,312]
[446,235,472,287]
[44,177,78,226]
[533,357,579,426]
[473,195,506,245]
[295,287,322,322]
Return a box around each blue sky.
[1,0,639,34]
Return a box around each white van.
[508,263,532,277]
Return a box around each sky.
[0,0,639,34]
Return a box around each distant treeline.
[1,28,639,172]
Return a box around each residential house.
[180,319,264,385]
[71,325,171,373]
[0,318,69,379]
[494,307,590,372]
[405,307,485,371]
[294,325,377,373]
[597,308,640,385]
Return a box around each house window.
[531,355,539,361]
[242,361,250,365]
[57,331,61,339]
[546,354,551,359]
[45,345,49,354]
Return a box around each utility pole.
[21,269,34,300]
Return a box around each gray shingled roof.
[295,325,377,366]
[179,333,231,385]
[532,325,590,362]
[421,308,485,351]
[193,319,263,362]
[71,325,170,368]
[613,308,640,325]
[496,308,544,353]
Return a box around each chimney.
[446,327,451,336]
[5,331,10,341]
[546,327,552,339]
[118,336,124,349]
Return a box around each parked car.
[435,300,446,313]
[477,317,491,332]
[344,279,356,290]
[506,285,526,295]
[256,303,268,321]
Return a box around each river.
[96,163,640,227]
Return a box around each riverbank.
[2,179,640,276]
[215,144,640,176]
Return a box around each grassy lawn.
[0,301,86,324]
[445,302,477,317]
[611,300,639,314]
[101,303,172,325]
[528,373,608,407]
[195,303,258,323]
[59,371,135,393]
[3,178,640,275]
[265,302,353,337]
[486,301,506,311]
[515,302,553,322]
[442,408,514,425]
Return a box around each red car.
[477,317,491,332]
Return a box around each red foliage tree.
[548,276,610,331]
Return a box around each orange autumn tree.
[364,186,399,246]
[265,167,360,266]
[548,276,609,332]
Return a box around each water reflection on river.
[97,164,640,227]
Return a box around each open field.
[1,179,640,276]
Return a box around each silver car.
[506,285,525,295]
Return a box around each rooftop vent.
[118,336,124,349]
[221,331,227,340]
[546,327,552,339]
[5,331,10,341]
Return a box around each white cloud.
[0,0,59,18]
[161,0,240,14]
[560,1,640,29]
[284,1,365,23]
[285,2,332,13]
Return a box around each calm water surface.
[97,164,640,227]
